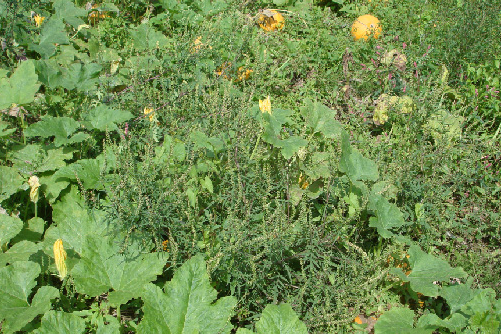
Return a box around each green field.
[1,0,500,332]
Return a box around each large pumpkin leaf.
[0,215,23,246]
[0,241,41,267]
[24,116,88,147]
[0,261,59,333]
[374,307,435,334]
[43,187,108,254]
[391,245,467,297]
[138,254,236,334]
[236,303,308,334]
[0,166,25,202]
[130,23,171,50]
[368,193,411,238]
[0,60,40,109]
[29,18,69,58]
[82,105,134,131]
[72,235,166,306]
[53,0,87,29]
[300,99,342,139]
[33,310,86,334]
[339,131,379,182]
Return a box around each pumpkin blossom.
[28,175,41,203]
[33,14,45,27]
[259,96,271,114]
[53,239,67,280]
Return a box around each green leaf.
[138,254,237,334]
[130,23,171,50]
[83,105,134,131]
[72,235,166,306]
[53,0,87,29]
[368,194,411,238]
[390,245,467,297]
[10,144,74,174]
[374,307,435,334]
[0,215,23,245]
[0,241,41,267]
[43,187,108,254]
[33,310,86,334]
[96,315,120,334]
[0,166,25,202]
[300,99,341,138]
[24,116,83,147]
[0,121,16,138]
[279,136,308,160]
[254,303,308,334]
[0,261,59,333]
[30,18,69,58]
[440,277,479,313]
[339,131,379,182]
[0,60,40,109]
[54,158,104,189]
[39,173,71,204]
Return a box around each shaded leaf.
[24,116,82,147]
[368,194,411,238]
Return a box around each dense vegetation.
[0,0,500,332]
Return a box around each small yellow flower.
[143,107,155,122]
[34,14,45,27]
[298,173,309,189]
[162,239,169,251]
[53,239,67,280]
[28,175,40,203]
[259,96,271,114]
[236,67,253,82]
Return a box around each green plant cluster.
[1,0,500,333]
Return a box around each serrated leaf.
[53,0,87,29]
[339,131,379,182]
[138,254,236,334]
[72,235,166,306]
[0,215,23,245]
[43,187,108,253]
[300,99,341,138]
[374,307,435,334]
[33,310,86,334]
[0,166,25,202]
[39,173,71,204]
[0,261,59,333]
[440,277,479,313]
[10,144,74,174]
[130,23,170,50]
[54,158,103,189]
[391,245,467,297]
[83,105,133,131]
[254,303,308,334]
[368,194,411,238]
[0,60,40,109]
[279,136,308,159]
[24,116,81,147]
[30,18,69,58]
[0,121,16,138]
[0,241,41,267]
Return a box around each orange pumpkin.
[351,15,382,41]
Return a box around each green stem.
[116,305,121,323]
[249,132,262,161]
[34,201,38,219]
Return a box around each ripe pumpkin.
[351,14,382,41]
[258,9,285,32]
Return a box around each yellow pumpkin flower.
[53,239,67,280]
[34,14,45,27]
[28,175,40,203]
[236,67,253,82]
[143,107,155,122]
[259,96,271,114]
[298,173,309,189]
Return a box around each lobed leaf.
[138,254,236,334]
